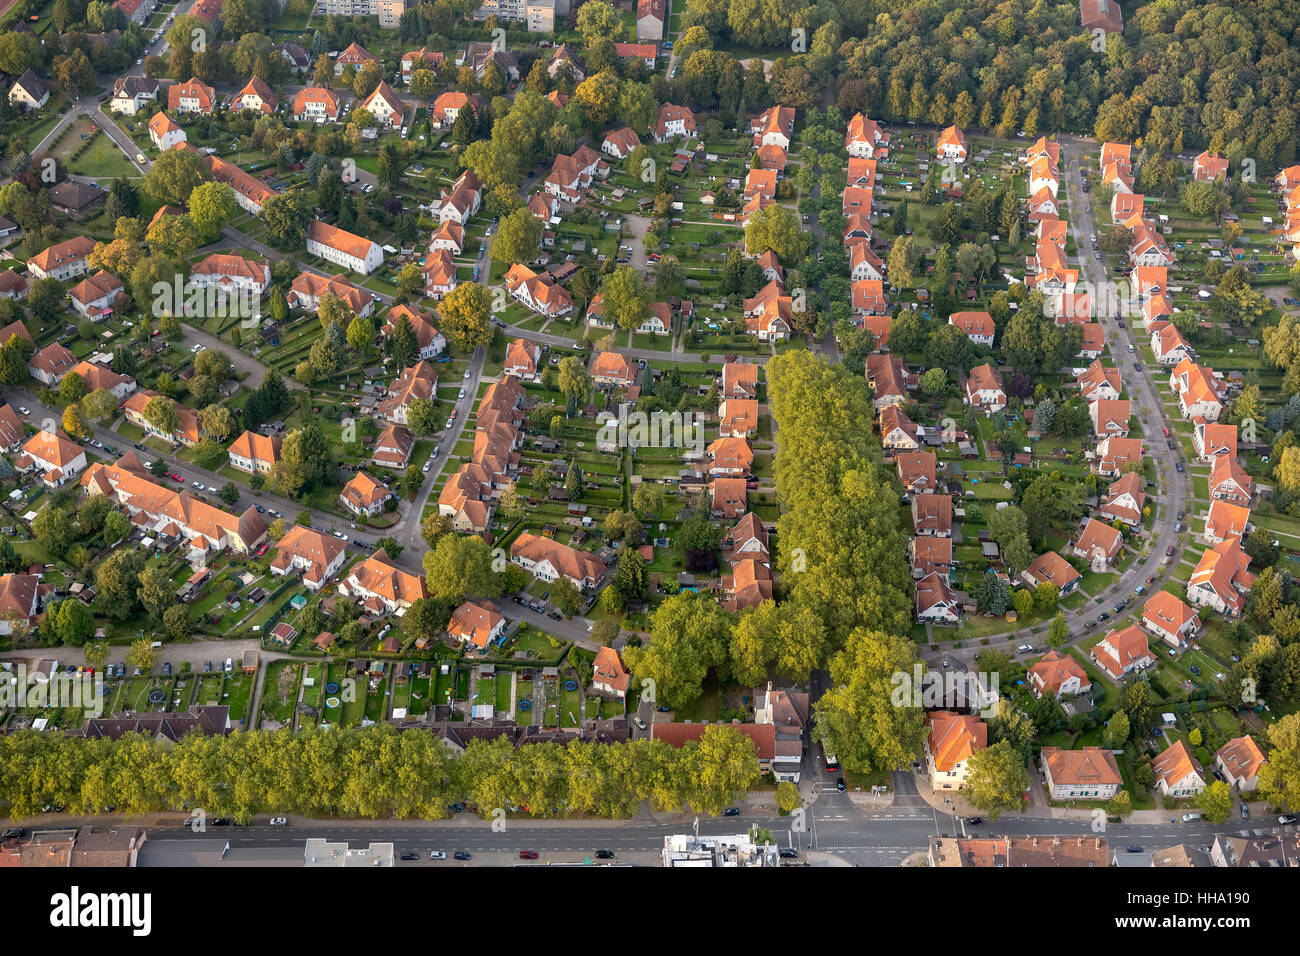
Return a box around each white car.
[269,817,288,827]
[445,418,454,429]
[463,368,472,379]
[17,406,29,415]
[429,850,446,860]
[192,481,203,490]
[458,389,465,399]
[190,343,203,353]
[422,460,431,472]
[206,485,218,494]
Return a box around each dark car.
[400,851,419,861]
[1098,611,1111,621]
[2,827,23,841]
[778,848,799,859]
[1175,462,1185,472]
[1126,845,1144,853]
[836,777,847,792]
[1240,803,1250,819]
[547,611,562,621]
[722,807,741,816]
[966,817,982,825]
[519,850,538,859]
[595,849,615,859]
[453,851,472,860]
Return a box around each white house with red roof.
[361,81,404,128]
[1090,625,1155,680]
[935,126,967,162]
[1142,592,1200,648]
[167,76,215,114]
[1193,152,1229,182]
[306,221,384,274]
[652,103,696,142]
[964,363,1006,412]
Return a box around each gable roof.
[308,220,377,262]
[1042,746,1122,787]
[1142,590,1199,636]
[1028,650,1090,697]
[1152,739,1203,789]
[340,470,389,511]
[1025,551,1082,589]
[167,76,215,111]
[926,710,986,770]
[1216,736,1265,781]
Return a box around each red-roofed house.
[948,312,994,346]
[1090,625,1155,680]
[964,363,1006,412]
[1193,152,1229,182]
[1071,518,1123,569]
[1188,536,1253,617]
[167,77,215,114]
[1142,591,1200,648]
[926,711,986,789]
[1028,651,1092,699]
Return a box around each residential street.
[922,136,1194,674]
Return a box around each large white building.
[306,221,384,274]
[312,0,406,27]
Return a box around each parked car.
[453,851,472,860]
[594,849,615,859]
[778,848,799,859]
[518,850,538,859]
[1182,813,1201,822]
[269,817,288,826]
[1240,803,1250,819]
[966,817,982,825]
[722,807,740,816]
[1279,815,1297,826]
[429,850,446,859]
[400,851,419,861]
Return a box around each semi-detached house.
[510,531,605,591]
